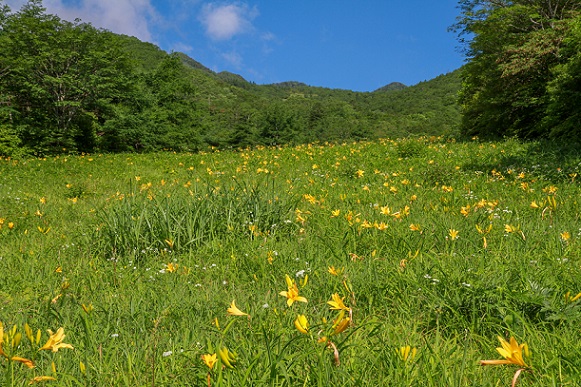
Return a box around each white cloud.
[171,42,194,53]
[221,50,242,67]
[5,0,158,42]
[261,31,276,42]
[200,3,257,41]
[3,0,28,10]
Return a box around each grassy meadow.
[1,137,581,386]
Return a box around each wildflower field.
[1,137,581,386]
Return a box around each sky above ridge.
[4,0,466,91]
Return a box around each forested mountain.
[0,1,461,157]
[374,82,408,92]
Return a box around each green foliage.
[0,98,26,157]
[0,0,463,156]
[454,0,581,139]
[119,35,171,72]
[545,15,581,139]
[365,71,462,138]
[96,176,297,259]
[0,0,135,154]
[374,82,407,92]
[0,124,25,158]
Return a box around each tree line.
[1,1,462,157]
[453,0,581,140]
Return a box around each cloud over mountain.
[5,0,157,42]
[199,3,258,41]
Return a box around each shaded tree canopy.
[452,0,581,139]
[0,0,135,153]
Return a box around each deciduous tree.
[0,0,134,153]
[452,0,581,139]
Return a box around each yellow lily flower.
[227,300,249,317]
[327,293,350,311]
[294,315,309,334]
[380,206,391,216]
[333,316,350,335]
[279,275,307,307]
[480,336,529,368]
[448,229,459,240]
[201,353,217,370]
[504,224,519,234]
[0,322,6,358]
[328,266,344,276]
[331,310,351,335]
[12,356,35,369]
[29,376,57,384]
[38,328,74,352]
[396,345,417,362]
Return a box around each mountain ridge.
[174,50,416,93]
[121,39,463,140]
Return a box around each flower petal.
[480,359,512,366]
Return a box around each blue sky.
[5,0,465,91]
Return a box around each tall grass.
[95,176,298,260]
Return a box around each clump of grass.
[95,176,298,260]
[396,137,427,158]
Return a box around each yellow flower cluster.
[0,322,73,385]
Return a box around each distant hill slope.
[119,38,462,142]
[118,35,169,71]
[374,82,408,92]
[176,52,215,75]
[356,71,462,137]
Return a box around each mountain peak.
[374,82,407,93]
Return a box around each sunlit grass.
[0,137,580,385]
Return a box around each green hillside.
[0,3,461,156]
[374,82,408,92]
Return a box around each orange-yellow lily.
[11,356,35,369]
[279,275,307,307]
[294,315,309,334]
[480,336,529,367]
[396,345,418,362]
[328,266,341,276]
[39,328,73,352]
[29,376,57,384]
[327,293,350,311]
[331,310,350,335]
[227,300,249,317]
[201,353,217,370]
